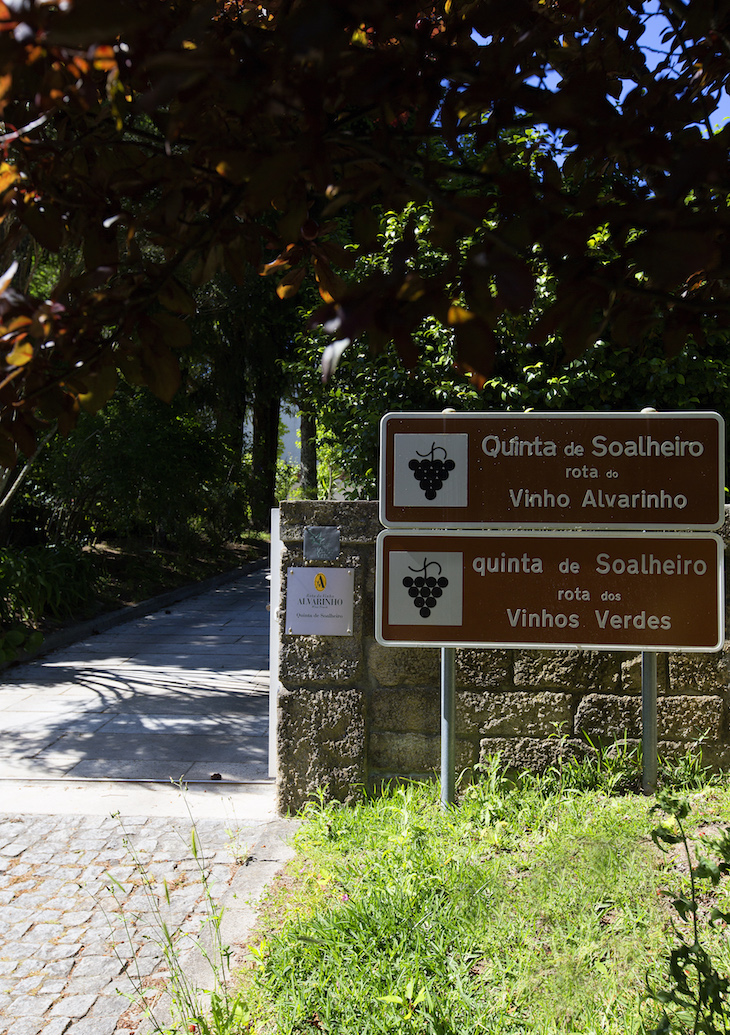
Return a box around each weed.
[539,732,644,795]
[0,542,94,660]
[0,624,43,664]
[100,808,251,1035]
[521,735,716,798]
[0,542,93,625]
[646,791,730,1034]
[659,742,718,792]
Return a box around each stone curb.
[2,555,269,671]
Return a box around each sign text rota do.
[379,411,724,529]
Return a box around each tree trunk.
[299,412,318,499]
[249,394,280,531]
[212,346,248,485]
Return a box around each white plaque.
[285,567,354,636]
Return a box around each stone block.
[513,650,621,693]
[620,653,669,694]
[478,736,589,774]
[683,740,730,772]
[359,560,377,638]
[455,649,512,690]
[369,731,439,772]
[369,731,475,775]
[573,695,720,747]
[669,652,730,695]
[280,635,363,685]
[367,640,439,687]
[658,695,723,741]
[457,690,574,738]
[369,687,439,735]
[277,686,366,812]
[574,694,641,739]
[279,500,381,545]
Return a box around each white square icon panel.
[392,434,468,508]
[388,551,464,626]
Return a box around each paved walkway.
[0,566,296,1035]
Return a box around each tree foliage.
[292,204,730,498]
[1,0,730,467]
[17,384,236,544]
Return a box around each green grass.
[235,758,730,1035]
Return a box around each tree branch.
[0,421,58,516]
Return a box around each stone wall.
[275,500,730,813]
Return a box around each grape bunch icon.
[408,443,455,500]
[402,559,449,618]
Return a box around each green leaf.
[78,365,118,414]
[158,278,196,316]
[139,341,181,403]
[672,896,697,921]
[21,201,64,252]
[694,859,721,884]
[150,312,192,349]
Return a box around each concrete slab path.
[0,564,298,1035]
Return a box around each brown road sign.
[376,530,724,651]
[379,411,725,530]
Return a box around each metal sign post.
[640,409,659,796]
[642,652,658,794]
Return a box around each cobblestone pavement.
[0,812,262,1034]
[0,567,293,1034]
